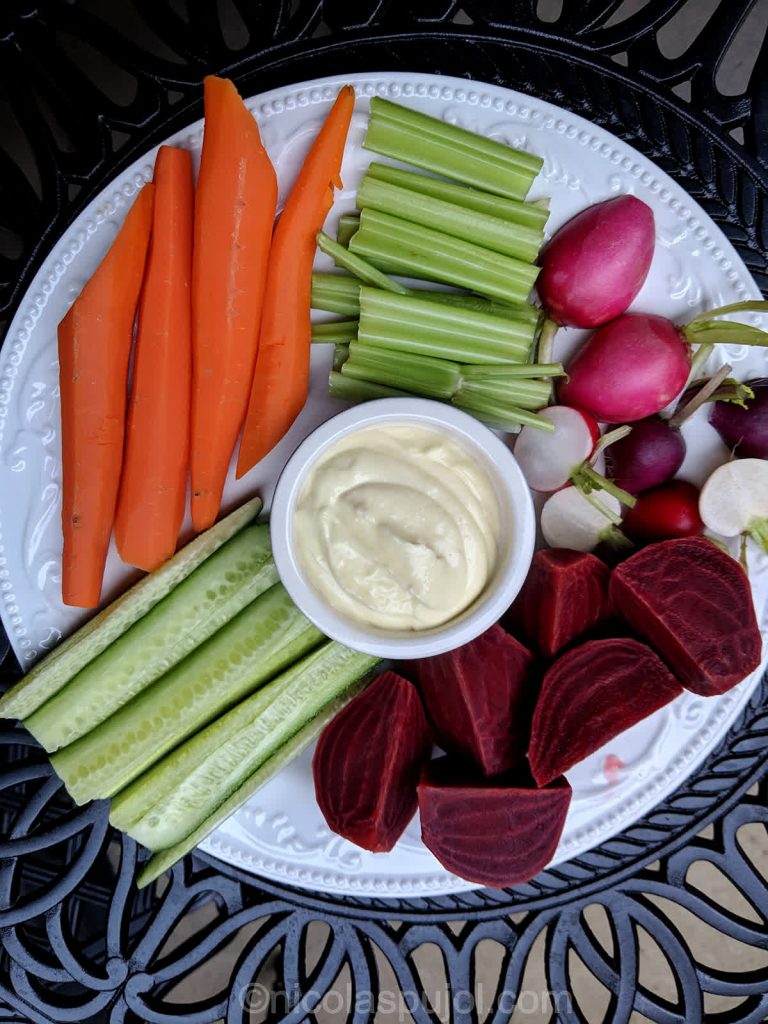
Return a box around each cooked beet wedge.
[528,638,682,786]
[513,548,611,658]
[610,537,762,696]
[405,625,536,777]
[418,757,571,888]
[313,671,431,852]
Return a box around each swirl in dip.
[293,423,500,631]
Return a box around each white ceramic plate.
[1,72,766,898]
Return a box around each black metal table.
[2,3,768,1021]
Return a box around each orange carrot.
[58,185,154,607]
[114,146,193,571]
[190,76,278,531]
[236,85,355,477]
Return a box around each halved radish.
[514,406,600,491]
[541,487,627,552]
[699,458,768,552]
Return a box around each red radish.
[710,378,768,458]
[537,196,655,328]
[622,480,703,543]
[511,549,611,658]
[404,625,536,777]
[514,406,599,491]
[560,301,768,422]
[610,536,762,696]
[699,459,768,553]
[417,757,572,888]
[604,365,735,494]
[313,672,432,852]
[529,638,683,786]
[541,487,628,553]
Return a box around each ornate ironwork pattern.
[1,2,768,1020]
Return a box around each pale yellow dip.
[293,423,500,631]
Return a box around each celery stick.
[311,320,358,345]
[333,343,350,372]
[458,377,552,409]
[135,678,369,888]
[0,496,263,721]
[311,273,361,316]
[364,97,541,199]
[411,290,540,324]
[342,342,461,400]
[357,176,543,263]
[26,526,278,751]
[317,232,409,294]
[336,213,360,247]
[350,209,539,304]
[366,163,549,229]
[52,585,324,804]
[328,371,412,402]
[112,643,379,848]
[461,362,564,379]
[452,391,554,431]
[358,287,531,364]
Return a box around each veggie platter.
[0,72,767,898]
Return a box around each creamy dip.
[293,423,500,631]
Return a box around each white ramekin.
[270,398,535,659]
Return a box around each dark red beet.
[405,625,536,777]
[512,548,611,658]
[313,672,432,852]
[621,480,703,543]
[418,757,572,888]
[604,416,686,493]
[528,638,682,786]
[610,537,762,696]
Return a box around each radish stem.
[572,463,637,508]
[668,363,732,428]
[684,300,768,347]
[688,342,714,381]
[592,425,632,458]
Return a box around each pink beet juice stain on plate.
[603,753,625,785]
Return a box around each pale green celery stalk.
[364,97,542,199]
[317,231,408,294]
[336,213,360,247]
[356,176,543,263]
[458,377,552,409]
[452,391,555,431]
[410,290,540,324]
[311,273,361,316]
[135,679,370,889]
[333,343,350,372]
[366,163,549,229]
[461,362,564,380]
[311,320,358,345]
[328,371,412,402]
[342,342,461,400]
[358,287,532,365]
[350,209,539,304]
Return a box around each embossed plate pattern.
[0,72,765,897]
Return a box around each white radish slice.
[541,487,623,551]
[699,459,768,550]
[514,406,600,492]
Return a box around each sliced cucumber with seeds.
[52,584,323,804]
[0,497,262,721]
[112,642,379,848]
[26,524,277,752]
[135,679,369,889]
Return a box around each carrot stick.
[190,76,278,531]
[114,146,193,571]
[58,185,155,608]
[236,85,355,476]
